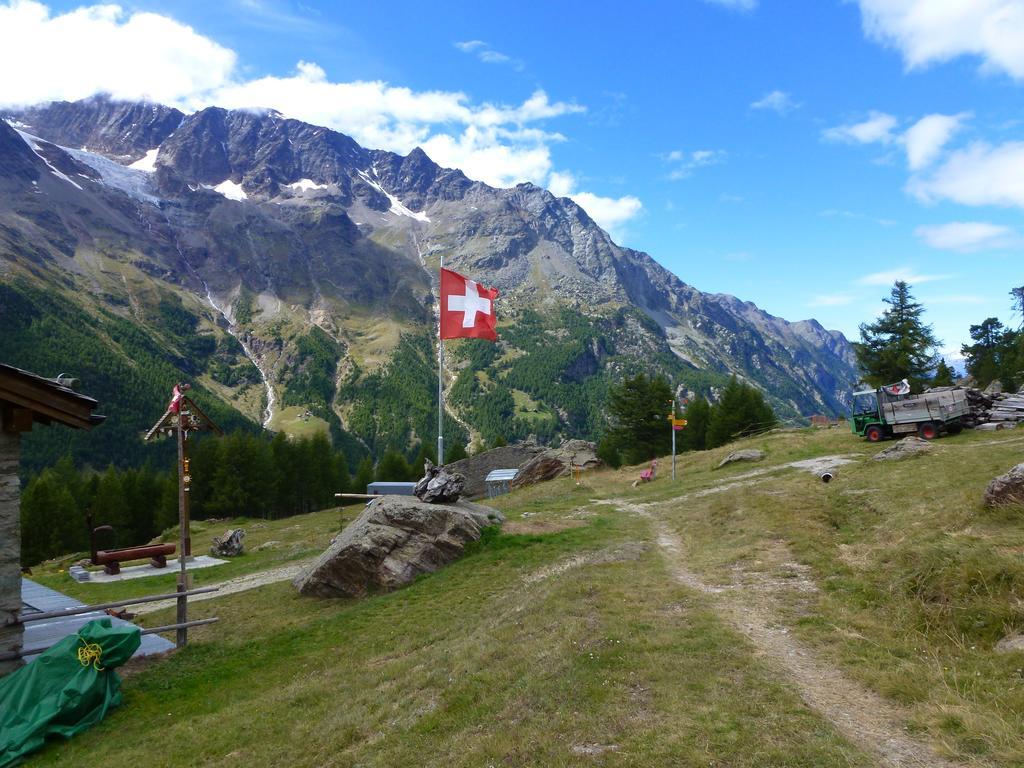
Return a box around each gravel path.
[132,559,314,615]
[605,497,969,768]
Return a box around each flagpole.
[438,253,445,466]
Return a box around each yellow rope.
[76,638,105,671]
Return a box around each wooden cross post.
[145,383,221,648]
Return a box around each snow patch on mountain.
[358,169,430,222]
[287,178,329,192]
[128,149,159,172]
[14,130,82,190]
[208,179,247,201]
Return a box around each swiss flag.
[440,267,499,341]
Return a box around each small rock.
[210,528,245,557]
[414,459,466,503]
[716,449,765,469]
[871,436,934,461]
[995,634,1024,653]
[252,540,282,552]
[984,463,1024,507]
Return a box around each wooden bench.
[88,514,176,575]
[92,544,176,575]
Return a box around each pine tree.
[854,281,940,389]
[353,457,375,496]
[376,450,412,482]
[680,397,711,451]
[596,434,622,468]
[932,359,955,387]
[410,442,437,479]
[605,373,673,464]
[444,442,468,463]
[90,465,130,547]
[705,377,777,448]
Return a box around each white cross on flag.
[440,267,499,341]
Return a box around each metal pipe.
[8,587,220,625]
[0,617,220,661]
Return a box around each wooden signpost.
[144,384,222,647]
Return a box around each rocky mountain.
[0,95,858,468]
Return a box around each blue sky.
[2,0,1023,359]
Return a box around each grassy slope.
[25,426,1024,766]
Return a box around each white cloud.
[0,3,589,190]
[454,40,487,53]
[904,112,970,170]
[663,149,726,180]
[809,293,856,307]
[544,170,643,242]
[826,110,971,170]
[857,0,1024,80]
[701,0,757,10]
[823,111,899,144]
[750,90,799,114]
[907,140,1024,209]
[453,39,523,70]
[0,1,236,107]
[856,268,951,286]
[569,192,644,240]
[914,221,1016,251]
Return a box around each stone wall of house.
[0,420,23,675]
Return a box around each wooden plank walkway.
[20,578,174,661]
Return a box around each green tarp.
[0,618,141,767]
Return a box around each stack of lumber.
[987,391,1024,426]
[926,386,1024,429]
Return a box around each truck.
[851,380,969,442]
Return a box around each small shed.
[366,481,416,496]
[484,469,519,498]
[0,364,104,675]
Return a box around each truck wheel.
[918,422,938,440]
[865,425,883,442]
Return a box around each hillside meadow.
[24,425,1024,767]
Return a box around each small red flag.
[440,268,499,341]
[168,384,185,413]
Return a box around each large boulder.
[871,436,934,461]
[512,456,567,488]
[446,444,545,498]
[511,439,603,490]
[984,463,1024,507]
[716,449,765,469]
[293,495,504,598]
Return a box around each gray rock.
[512,456,567,488]
[445,444,546,498]
[210,528,245,557]
[511,440,604,490]
[871,436,934,461]
[716,449,765,469]
[984,463,1024,507]
[294,495,503,598]
[995,634,1024,653]
[413,459,466,503]
[984,380,1004,395]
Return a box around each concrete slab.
[69,555,228,583]
[20,578,173,661]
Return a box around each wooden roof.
[0,363,105,430]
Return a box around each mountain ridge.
[0,95,859,468]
